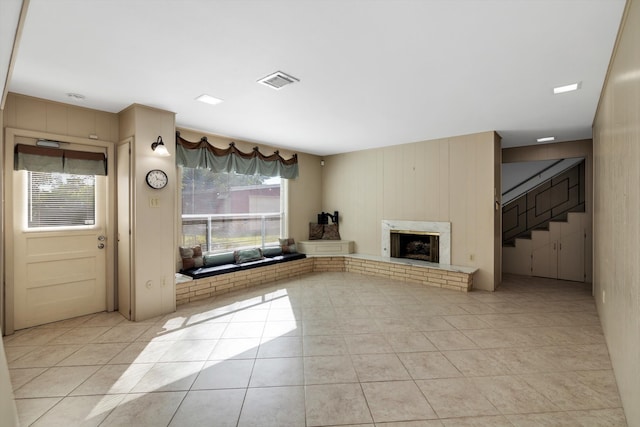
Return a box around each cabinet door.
[532,241,558,279]
[558,230,585,282]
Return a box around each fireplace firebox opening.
[390,230,440,263]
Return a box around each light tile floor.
[3,272,628,426]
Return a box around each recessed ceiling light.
[196,94,224,105]
[66,93,85,101]
[257,71,300,90]
[553,82,580,94]
[537,136,555,143]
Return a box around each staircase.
[502,160,585,247]
[502,160,588,282]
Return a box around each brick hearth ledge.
[176,254,476,306]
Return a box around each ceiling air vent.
[257,71,300,90]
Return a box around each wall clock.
[146,169,168,189]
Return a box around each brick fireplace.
[390,230,440,263]
[382,220,451,265]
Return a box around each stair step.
[504,214,582,245]
[552,213,568,222]
[501,161,586,247]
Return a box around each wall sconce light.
[151,136,170,157]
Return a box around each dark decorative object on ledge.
[317,211,339,225]
[309,211,341,240]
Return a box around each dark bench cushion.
[181,252,306,280]
[184,263,238,278]
[239,252,306,271]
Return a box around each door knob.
[98,243,105,249]
[98,235,106,241]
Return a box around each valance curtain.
[14,144,107,176]
[176,132,299,179]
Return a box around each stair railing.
[502,160,585,246]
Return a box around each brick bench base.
[176,255,475,305]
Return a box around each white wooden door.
[13,166,108,329]
[532,240,558,279]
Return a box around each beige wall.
[0,103,19,427]
[288,152,323,241]
[119,105,176,321]
[175,128,323,245]
[322,131,501,291]
[0,96,4,333]
[3,93,119,141]
[592,0,640,424]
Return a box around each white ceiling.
[5,0,626,156]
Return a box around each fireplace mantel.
[382,220,451,264]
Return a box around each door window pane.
[28,171,96,228]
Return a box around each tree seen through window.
[181,168,282,252]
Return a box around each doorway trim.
[3,127,116,335]
[116,137,135,320]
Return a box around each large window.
[27,171,96,228]
[181,167,282,253]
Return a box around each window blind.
[28,172,96,228]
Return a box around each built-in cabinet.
[531,219,585,281]
[503,212,588,282]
